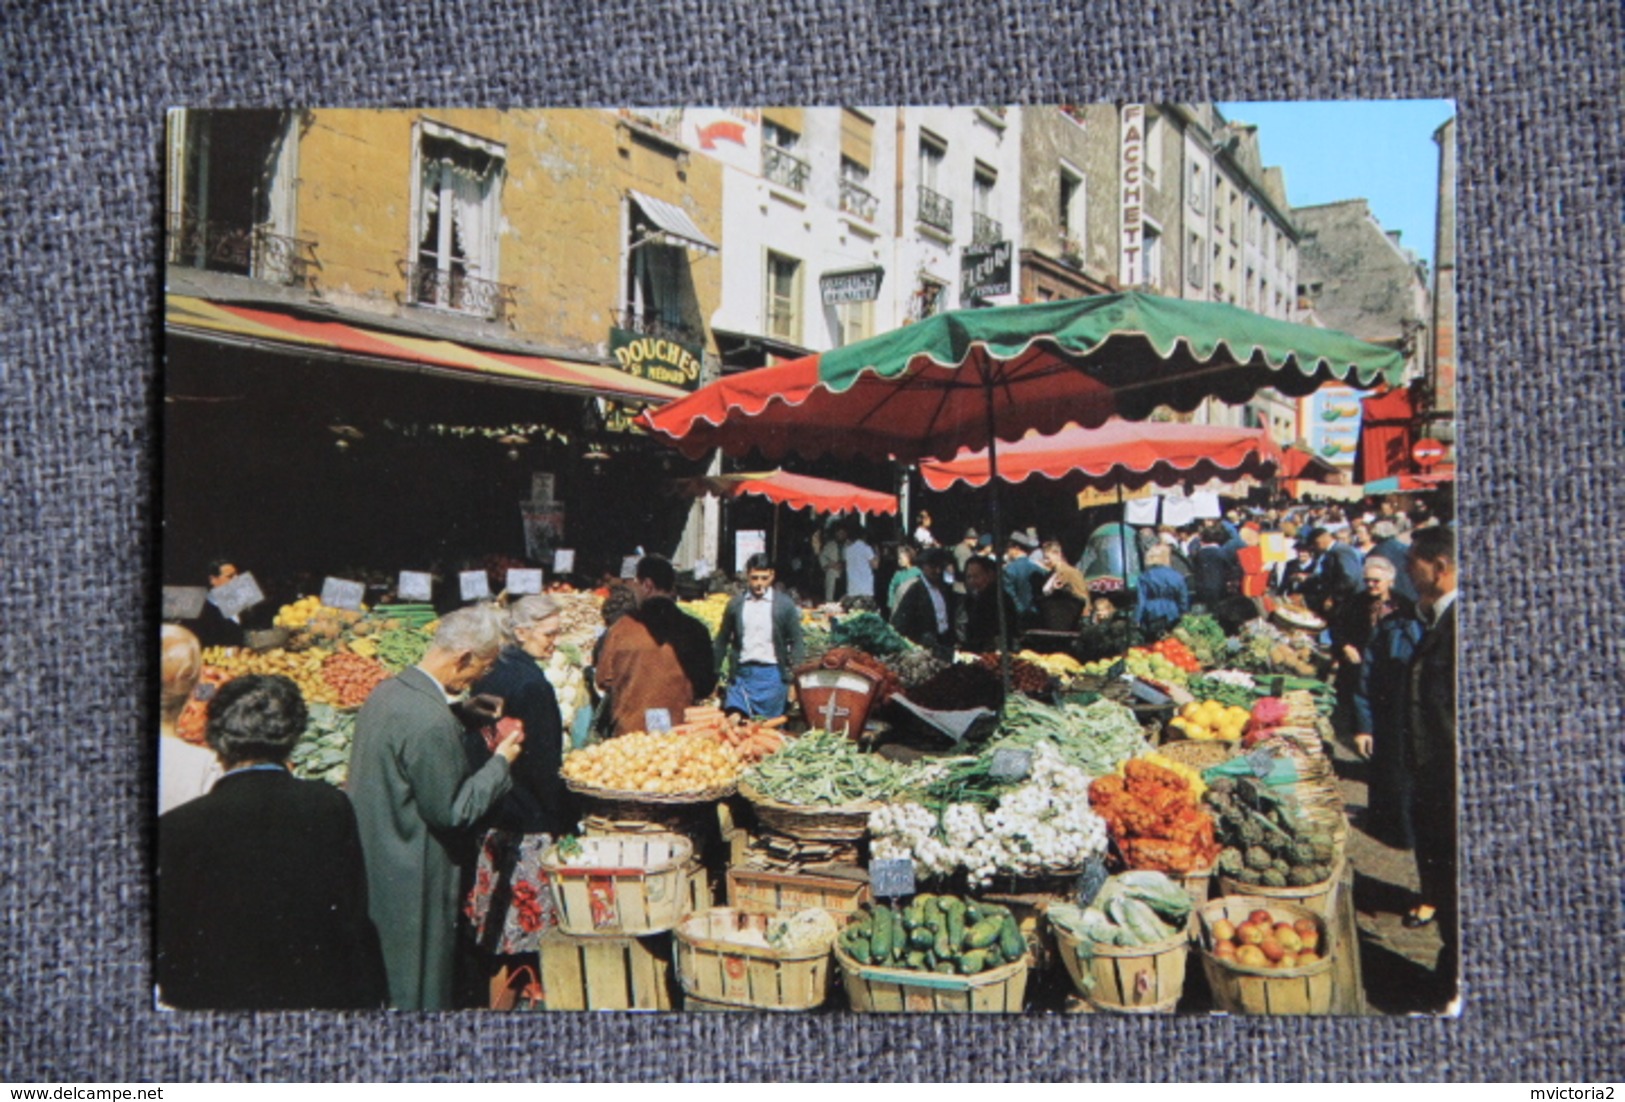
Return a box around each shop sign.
[1077,484,1156,511]
[552,549,576,575]
[210,572,265,619]
[820,266,885,306]
[162,586,208,621]
[620,555,641,579]
[521,502,566,561]
[1412,438,1445,468]
[960,240,1012,301]
[320,576,366,612]
[1120,104,1145,287]
[610,326,704,391]
[506,568,544,595]
[735,529,767,573]
[459,570,492,602]
[397,571,434,602]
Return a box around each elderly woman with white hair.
[1345,554,1424,850]
[463,595,578,996]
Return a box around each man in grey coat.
[348,606,523,1010]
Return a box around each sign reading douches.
[609,327,703,391]
[960,241,1012,301]
[819,266,885,306]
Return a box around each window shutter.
[840,108,873,169]
[762,107,804,136]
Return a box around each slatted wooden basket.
[1196,895,1333,1015]
[737,779,878,842]
[538,930,677,1012]
[1217,853,1345,924]
[833,943,1029,1013]
[1050,920,1188,1014]
[673,908,836,1011]
[727,866,871,919]
[540,833,694,937]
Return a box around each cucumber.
[906,950,926,970]
[965,916,1004,950]
[848,936,872,964]
[934,961,957,975]
[909,926,935,950]
[871,905,894,960]
[914,892,938,914]
[940,898,967,951]
[957,949,989,974]
[998,914,1025,961]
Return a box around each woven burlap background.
[3,0,1620,1082]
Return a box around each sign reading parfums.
[960,240,1012,300]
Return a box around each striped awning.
[628,190,718,253]
[165,294,687,404]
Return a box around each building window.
[765,251,802,343]
[1189,160,1206,213]
[1229,187,1241,243]
[838,298,874,346]
[761,119,810,192]
[839,156,878,221]
[1141,218,1163,290]
[1059,166,1085,258]
[1187,231,1205,289]
[410,121,507,318]
[1144,113,1163,189]
[971,163,1000,245]
[166,110,313,287]
[1247,201,1258,245]
[622,197,704,345]
[913,275,947,321]
[917,132,951,233]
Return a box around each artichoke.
[1289,841,1318,868]
[1271,857,1291,875]
[1261,868,1288,888]
[1237,819,1264,848]
[1217,847,1245,877]
[1207,776,1238,799]
[1244,845,1273,872]
[1311,863,1333,883]
[1287,866,1320,887]
[1237,868,1263,885]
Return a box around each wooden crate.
[1217,854,1345,928]
[834,944,1028,1013]
[1051,923,1188,1014]
[538,930,677,1012]
[541,834,693,937]
[1196,896,1333,1015]
[684,856,714,916]
[673,908,833,1011]
[727,866,871,918]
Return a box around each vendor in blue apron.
[714,553,806,720]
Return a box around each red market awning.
[166,294,688,404]
[1357,385,1418,483]
[676,470,898,516]
[1280,443,1344,481]
[916,420,1283,492]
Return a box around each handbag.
[489,962,544,1011]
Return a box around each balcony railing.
[762,143,810,192]
[617,306,703,348]
[917,185,953,233]
[839,178,879,222]
[400,259,517,323]
[166,210,318,289]
[971,212,1003,246]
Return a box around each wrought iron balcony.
[617,306,703,348]
[971,212,1003,246]
[917,185,953,233]
[839,178,879,222]
[762,143,810,192]
[166,210,318,289]
[399,260,517,323]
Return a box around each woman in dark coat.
[1134,543,1190,641]
[1190,524,1241,610]
[463,595,576,987]
[157,674,385,1009]
[1350,558,1424,850]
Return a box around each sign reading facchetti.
[610,327,704,391]
[1120,104,1146,287]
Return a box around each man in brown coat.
[595,555,716,736]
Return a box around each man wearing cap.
[1304,526,1363,619]
[890,548,956,658]
[951,528,980,595]
[1002,531,1047,629]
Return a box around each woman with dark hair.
[1134,543,1190,640]
[157,674,385,1009]
[1190,523,1242,610]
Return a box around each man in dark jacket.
[890,547,955,658]
[959,554,1016,653]
[714,553,804,720]
[1402,526,1459,1006]
[1305,526,1363,619]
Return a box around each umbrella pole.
[982,381,1012,701]
[1118,483,1130,589]
[772,502,780,563]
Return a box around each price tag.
[868,858,916,899]
[397,571,434,602]
[209,572,265,619]
[644,708,672,734]
[620,556,641,580]
[1244,749,1276,778]
[692,558,711,580]
[321,576,366,611]
[1128,678,1172,706]
[162,586,208,621]
[459,570,492,601]
[552,549,576,574]
[507,568,544,595]
[989,748,1033,783]
[1075,856,1110,909]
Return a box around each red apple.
[1236,945,1267,968]
[1259,937,1286,963]
[1214,940,1237,959]
[1293,917,1317,937]
[1238,922,1266,946]
[1298,926,1321,952]
[1279,953,1299,970]
[1274,925,1303,953]
[1212,919,1237,943]
[1297,950,1320,966]
[1249,909,1273,927]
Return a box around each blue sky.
[1216,100,1456,270]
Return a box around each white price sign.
[397,571,434,601]
[552,549,576,574]
[506,568,544,595]
[320,576,367,611]
[459,570,492,601]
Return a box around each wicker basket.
[1153,739,1240,773]
[834,943,1028,1013]
[564,777,737,806]
[737,779,878,842]
[673,908,835,1011]
[540,833,694,937]
[1196,896,1333,1015]
[1051,920,1189,1014]
[1218,854,1345,924]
